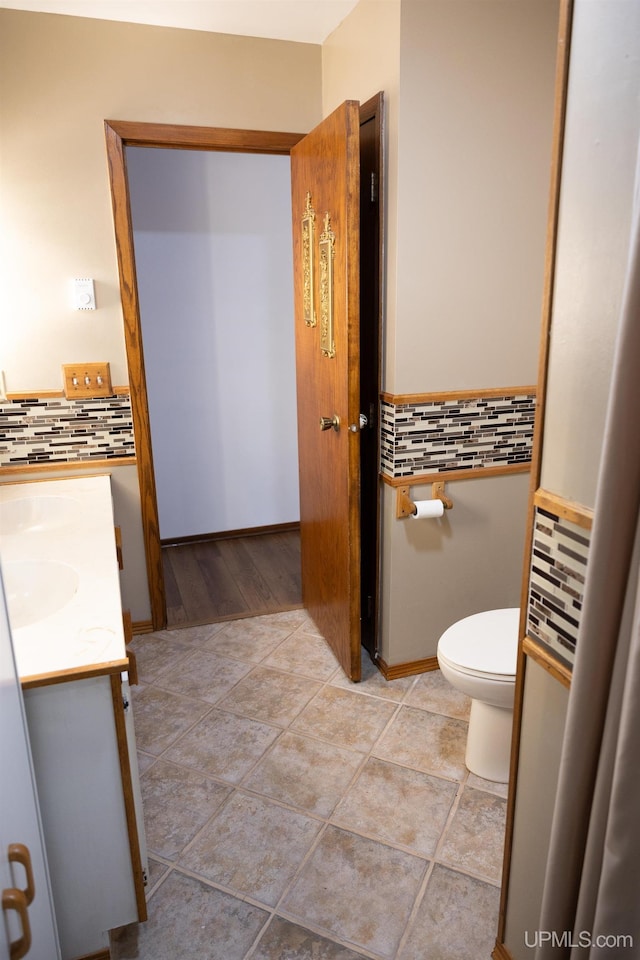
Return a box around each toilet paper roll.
[411,498,445,519]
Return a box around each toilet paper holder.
[396,482,453,519]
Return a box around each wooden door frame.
[104,110,383,637]
[104,120,304,629]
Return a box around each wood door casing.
[104,121,304,630]
[291,101,362,681]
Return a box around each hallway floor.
[111,610,506,960]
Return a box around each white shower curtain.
[535,137,640,958]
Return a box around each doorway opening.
[125,145,302,628]
[104,101,383,660]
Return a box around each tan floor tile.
[438,786,507,884]
[264,630,341,679]
[263,609,309,629]
[163,708,280,783]
[293,614,324,637]
[110,870,269,960]
[150,621,226,647]
[332,758,457,857]
[125,616,502,958]
[129,632,193,682]
[466,771,509,798]
[291,686,397,752]
[145,857,170,896]
[282,826,427,959]
[200,616,294,662]
[253,917,367,960]
[131,685,212,756]
[217,666,322,725]
[404,669,471,720]
[141,760,232,860]
[179,792,322,906]
[244,731,364,817]
[373,705,468,780]
[136,751,157,775]
[330,652,416,702]
[154,648,252,703]
[398,864,500,960]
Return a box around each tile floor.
[111,610,507,960]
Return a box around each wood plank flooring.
[162,529,302,628]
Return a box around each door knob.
[319,415,340,432]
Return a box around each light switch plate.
[72,278,96,310]
[62,362,112,398]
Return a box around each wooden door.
[291,101,362,681]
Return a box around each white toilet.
[437,608,520,783]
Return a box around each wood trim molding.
[21,658,129,690]
[5,385,130,400]
[492,941,515,960]
[105,119,303,153]
[381,463,531,487]
[104,119,306,631]
[533,487,593,529]
[381,385,536,405]
[375,655,439,680]
[132,619,154,635]
[109,674,148,923]
[5,390,64,400]
[161,520,300,546]
[0,457,136,478]
[74,950,111,960]
[105,119,166,630]
[523,634,572,689]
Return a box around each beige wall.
[0,9,321,621]
[322,0,557,664]
[382,472,531,663]
[395,0,558,394]
[0,9,321,393]
[322,0,401,377]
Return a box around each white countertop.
[0,475,127,684]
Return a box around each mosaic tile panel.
[380,393,535,479]
[526,506,591,668]
[0,394,136,467]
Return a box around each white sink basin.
[2,559,80,629]
[0,496,80,535]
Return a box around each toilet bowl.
[437,608,520,783]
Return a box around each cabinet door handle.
[8,844,35,906]
[2,887,32,959]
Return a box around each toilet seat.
[437,649,515,684]
[437,608,519,679]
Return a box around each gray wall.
[503,2,640,952]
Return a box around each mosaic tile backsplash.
[380,393,535,479]
[0,395,136,467]
[526,506,591,668]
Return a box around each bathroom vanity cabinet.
[22,672,147,960]
[0,475,148,960]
